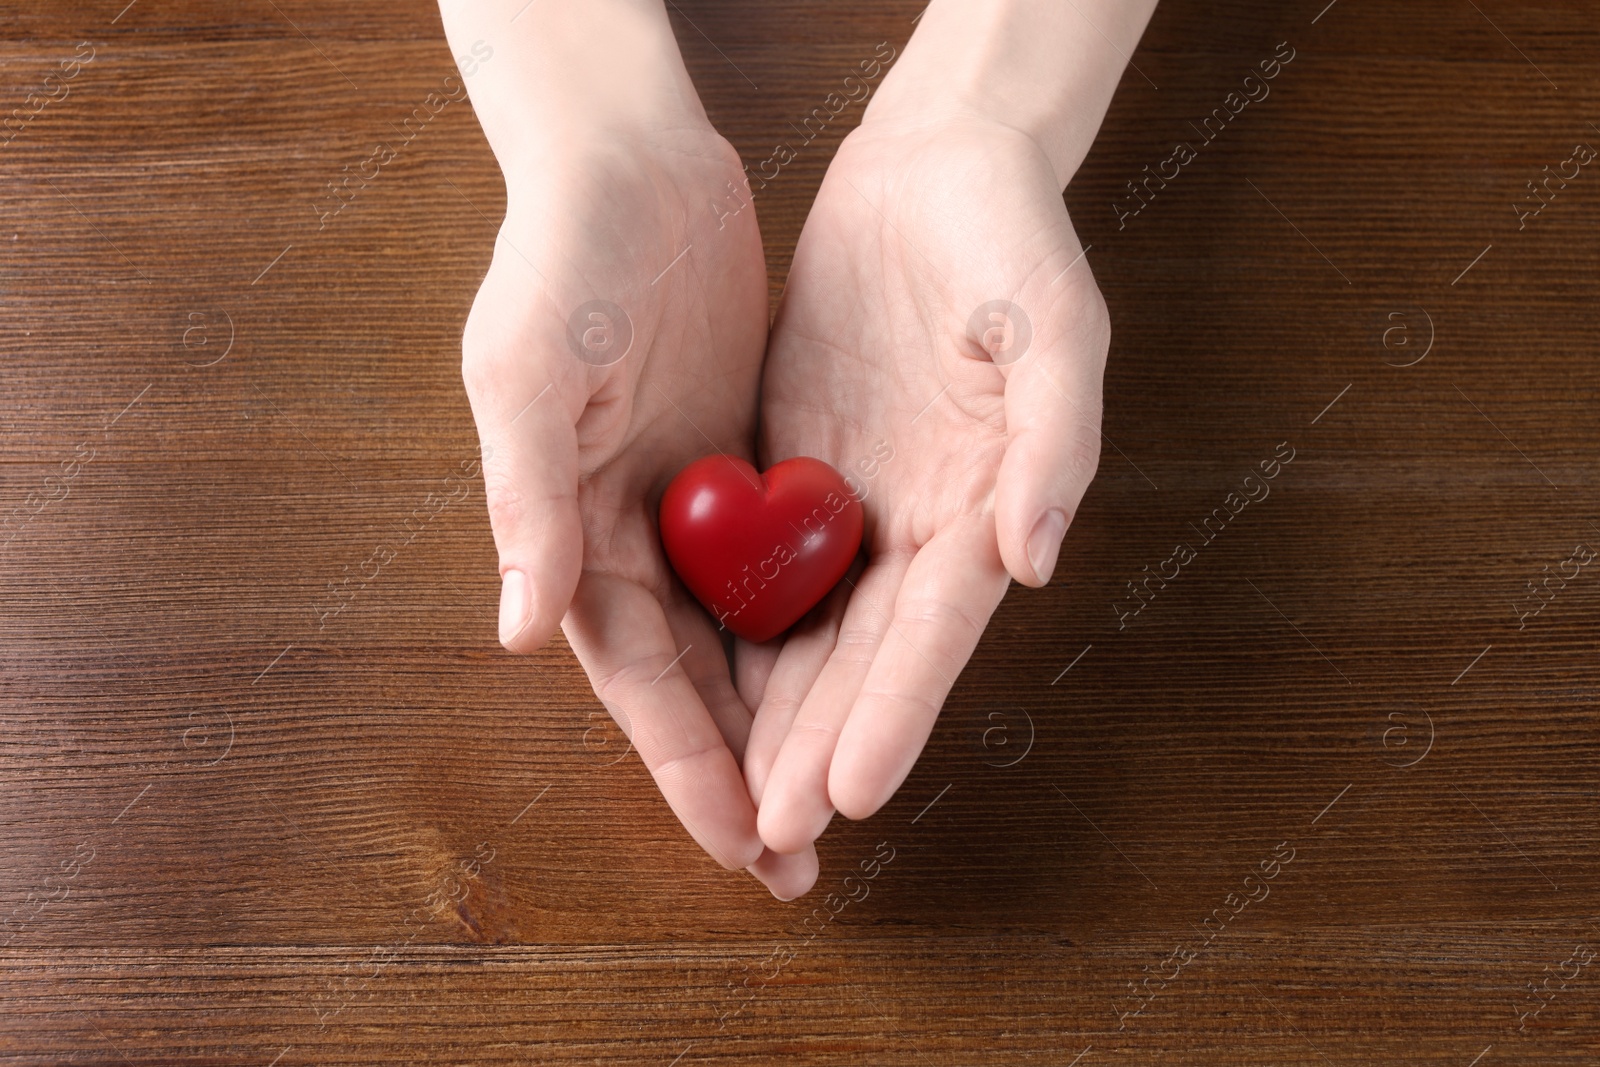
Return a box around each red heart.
[659,455,864,643]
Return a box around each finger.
[663,597,754,764]
[993,271,1110,588]
[741,576,853,806]
[733,637,781,720]
[829,516,1010,821]
[746,844,820,901]
[460,281,585,653]
[564,571,764,872]
[756,551,913,854]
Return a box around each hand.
[742,113,1111,853]
[459,121,817,899]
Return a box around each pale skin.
[438,0,1159,900]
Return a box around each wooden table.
[4,1,1598,1063]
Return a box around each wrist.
[438,0,712,180]
[865,0,1158,189]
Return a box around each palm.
[746,117,1111,851]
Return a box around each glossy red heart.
[659,455,864,643]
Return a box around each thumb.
[991,280,1110,588]
[480,390,583,651]
[461,295,585,652]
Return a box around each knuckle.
[758,691,804,723]
[459,335,515,401]
[1062,418,1104,487]
[590,662,640,709]
[859,681,944,723]
[830,625,882,668]
[459,288,534,402]
[590,654,669,708]
[647,737,719,785]
[898,596,985,643]
[480,466,526,533]
[1053,276,1112,365]
[788,717,840,745]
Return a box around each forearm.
[437,0,708,176]
[866,0,1159,189]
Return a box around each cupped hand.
[460,123,817,899]
[742,113,1111,854]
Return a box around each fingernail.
[1027,509,1067,584]
[498,568,530,645]
[746,860,804,902]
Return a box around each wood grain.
[4,1,1600,1063]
